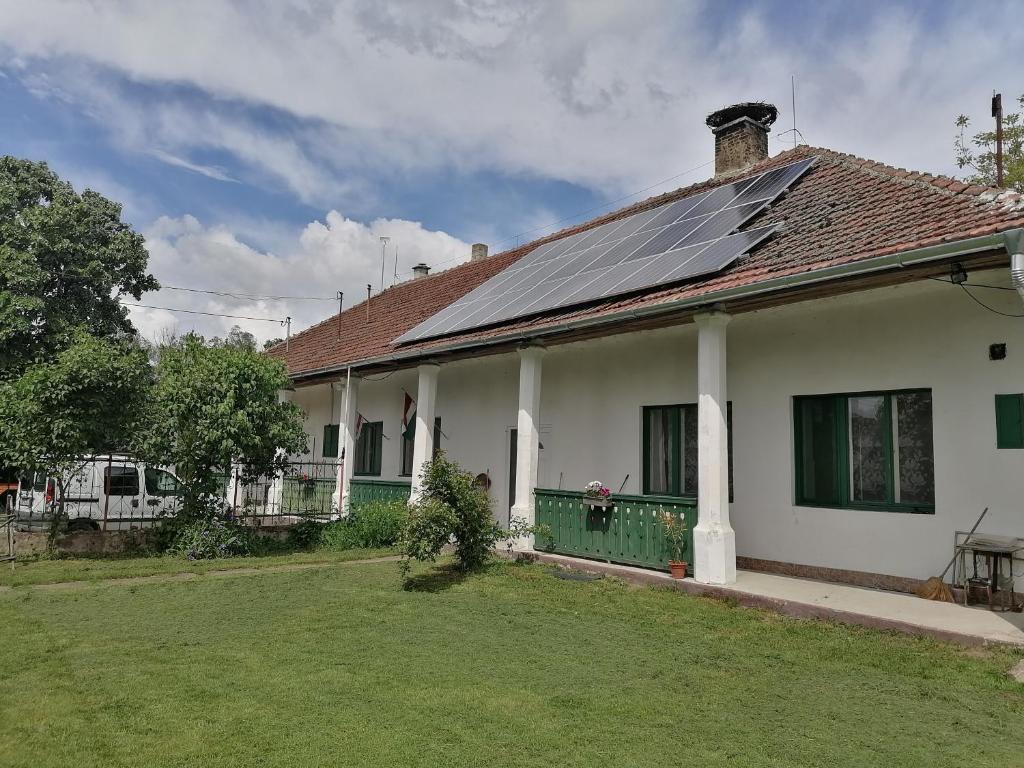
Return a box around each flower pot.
[584,497,614,509]
[669,560,687,579]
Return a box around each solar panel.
[396,156,816,344]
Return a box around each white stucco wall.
[293,268,1024,580]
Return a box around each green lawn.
[0,559,1021,767]
[0,548,395,587]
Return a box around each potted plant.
[583,481,613,508]
[660,510,688,578]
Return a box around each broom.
[916,507,988,602]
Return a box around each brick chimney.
[471,243,489,261]
[412,263,430,279]
[706,102,778,176]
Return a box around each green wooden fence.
[533,489,697,574]
[349,479,412,510]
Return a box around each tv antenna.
[379,236,391,293]
[777,75,806,148]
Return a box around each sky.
[0,0,1021,344]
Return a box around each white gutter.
[294,229,1024,380]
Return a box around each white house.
[270,102,1024,590]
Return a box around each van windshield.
[32,472,47,491]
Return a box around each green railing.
[349,479,412,510]
[533,489,697,573]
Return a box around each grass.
[0,559,1021,767]
[0,548,396,588]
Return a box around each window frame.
[641,403,732,500]
[322,424,340,459]
[353,421,383,477]
[995,393,1024,449]
[793,388,935,515]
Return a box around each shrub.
[350,500,408,548]
[165,516,258,560]
[399,453,500,578]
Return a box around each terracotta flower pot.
[669,560,687,579]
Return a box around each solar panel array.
[396,156,816,344]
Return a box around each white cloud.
[132,211,471,345]
[149,150,237,183]
[1,0,1021,204]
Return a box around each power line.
[122,302,285,323]
[160,285,336,301]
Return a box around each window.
[354,421,383,476]
[322,424,340,458]
[400,417,442,476]
[794,389,934,512]
[642,404,732,498]
[995,394,1024,449]
[105,466,140,496]
[144,468,181,496]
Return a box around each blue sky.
[0,0,1021,342]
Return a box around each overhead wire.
[121,302,286,323]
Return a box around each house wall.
[293,268,1024,580]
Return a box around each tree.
[955,94,1024,193]
[263,337,284,351]
[208,325,258,350]
[0,156,158,381]
[140,333,307,519]
[0,332,153,533]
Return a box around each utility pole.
[366,283,371,324]
[379,236,390,293]
[284,316,291,351]
[992,93,1004,188]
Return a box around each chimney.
[412,263,430,279]
[705,102,777,176]
[471,243,489,261]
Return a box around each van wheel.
[66,518,99,532]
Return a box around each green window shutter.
[322,424,340,458]
[995,394,1024,449]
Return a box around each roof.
[272,145,1024,378]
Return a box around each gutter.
[292,229,1023,381]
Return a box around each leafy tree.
[0,333,152,534]
[955,94,1024,192]
[140,333,307,519]
[0,156,159,380]
[263,337,284,351]
[209,325,258,350]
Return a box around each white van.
[16,456,183,531]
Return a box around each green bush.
[165,517,259,560]
[399,453,499,578]
[289,501,409,552]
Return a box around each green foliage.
[139,333,307,519]
[296,501,410,552]
[163,517,260,560]
[399,453,499,578]
[659,510,688,562]
[955,94,1024,193]
[0,156,158,381]
[0,332,152,536]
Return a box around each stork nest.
[706,102,778,129]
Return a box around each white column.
[693,311,735,585]
[225,462,242,513]
[330,379,347,515]
[267,388,294,515]
[409,363,440,504]
[339,373,360,516]
[510,345,544,549]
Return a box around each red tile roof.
[272,145,1024,378]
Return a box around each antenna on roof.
[393,246,399,287]
[284,316,291,351]
[336,291,343,339]
[379,236,391,293]
[366,283,371,324]
[777,74,806,148]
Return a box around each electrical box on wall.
[990,343,1007,361]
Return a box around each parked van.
[15,456,183,531]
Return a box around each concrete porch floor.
[527,552,1024,647]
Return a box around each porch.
[523,550,1024,647]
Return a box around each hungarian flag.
[401,392,416,440]
[355,413,366,437]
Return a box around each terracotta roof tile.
[272,145,1024,377]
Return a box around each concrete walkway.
[530,552,1024,647]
